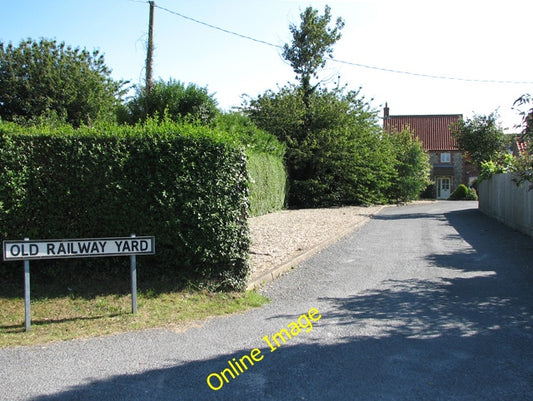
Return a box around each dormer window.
[441,153,451,163]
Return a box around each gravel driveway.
[1,201,532,400]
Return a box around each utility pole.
[145,1,155,94]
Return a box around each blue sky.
[2,0,532,129]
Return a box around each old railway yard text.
[206,307,322,391]
[3,237,154,260]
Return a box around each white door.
[437,177,451,199]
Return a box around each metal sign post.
[3,235,155,331]
[130,234,137,314]
[24,238,31,332]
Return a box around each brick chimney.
[383,102,389,119]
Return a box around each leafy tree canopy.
[118,79,219,125]
[512,94,533,185]
[451,113,506,168]
[282,6,344,103]
[244,5,430,207]
[245,84,399,206]
[385,129,431,202]
[0,38,124,127]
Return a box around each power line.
[154,4,282,50]
[153,3,533,86]
[330,59,533,85]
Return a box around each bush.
[386,130,431,202]
[0,39,124,127]
[466,187,479,200]
[449,184,478,200]
[0,120,250,290]
[247,152,287,216]
[214,113,287,216]
[119,79,219,125]
[245,85,398,207]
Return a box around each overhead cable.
[154,4,282,49]
[153,3,533,86]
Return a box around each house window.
[441,153,451,163]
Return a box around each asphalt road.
[1,201,533,400]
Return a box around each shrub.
[479,153,516,182]
[119,79,219,125]
[245,85,397,207]
[214,113,287,216]
[449,184,478,200]
[0,120,250,290]
[0,39,124,127]
[247,152,287,216]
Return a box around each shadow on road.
[28,205,533,401]
[373,212,446,221]
[30,273,533,400]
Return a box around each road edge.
[246,205,386,290]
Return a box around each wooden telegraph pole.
[145,1,155,93]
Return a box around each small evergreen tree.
[386,129,431,202]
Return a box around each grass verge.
[0,288,268,348]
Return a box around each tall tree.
[513,94,533,185]
[386,129,431,202]
[246,6,428,206]
[246,84,397,207]
[282,6,344,110]
[451,113,506,168]
[0,39,124,127]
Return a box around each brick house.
[511,135,530,156]
[383,104,478,199]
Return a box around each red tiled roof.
[517,136,530,154]
[384,114,462,151]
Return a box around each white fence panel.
[478,174,533,237]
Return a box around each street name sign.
[3,236,155,261]
[2,235,155,331]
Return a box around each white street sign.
[3,236,155,261]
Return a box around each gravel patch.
[248,205,384,286]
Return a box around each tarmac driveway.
[1,201,532,400]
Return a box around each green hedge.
[0,121,250,290]
[247,151,287,216]
[214,113,287,216]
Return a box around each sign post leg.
[130,234,137,314]
[24,238,31,332]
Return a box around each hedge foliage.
[213,113,287,216]
[247,152,287,216]
[117,79,219,126]
[0,120,251,290]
